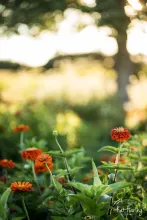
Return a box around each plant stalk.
[54,133,83,211]
[20,132,24,150]
[21,195,30,220]
[108,142,122,215]
[45,162,59,193]
[31,161,42,195]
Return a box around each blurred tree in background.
[0,0,147,103]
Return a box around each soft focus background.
[0,0,147,160]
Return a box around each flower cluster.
[10,181,32,192]
[34,153,53,174]
[111,127,131,142]
[13,124,29,132]
[0,159,15,168]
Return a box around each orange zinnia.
[36,153,52,164]
[0,159,15,168]
[34,161,53,174]
[111,127,131,142]
[13,124,29,132]
[21,147,42,161]
[10,181,32,192]
[35,153,53,174]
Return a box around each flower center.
[115,127,124,132]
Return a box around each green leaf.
[112,212,126,220]
[101,182,131,195]
[48,149,83,158]
[141,156,147,163]
[47,150,64,157]
[56,167,83,177]
[98,146,129,154]
[52,176,64,194]
[1,188,11,208]
[69,193,107,216]
[64,149,84,157]
[68,182,93,197]
[0,187,11,220]
[128,154,140,160]
[12,217,26,220]
[98,163,134,170]
[92,159,102,186]
[98,146,118,153]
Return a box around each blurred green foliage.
[0,96,125,160]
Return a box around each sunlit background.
[0,0,146,66]
[1,0,147,156]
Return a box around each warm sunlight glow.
[128,0,143,11]
[0,8,147,67]
[80,0,96,7]
[0,25,117,67]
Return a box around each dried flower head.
[111,155,126,164]
[10,181,32,192]
[0,159,15,168]
[130,146,138,152]
[48,201,54,205]
[13,124,29,132]
[111,127,131,142]
[56,177,67,185]
[0,176,7,183]
[83,176,91,182]
[21,147,42,161]
[99,155,110,162]
[34,161,53,174]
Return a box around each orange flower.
[110,155,126,164]
[35,153,53,174]
[0,159,15,168]
[13,124,29,132]
[10,181,32,192]
[21,147,42,161]
[34,161,53,174]
[36,153,52,164]
[111,127,131,142]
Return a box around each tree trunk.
[114,33,137,104]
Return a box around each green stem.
[113,143,122,182]
[21,195,30,220]
[45,163,58,192]
[54,134,71,182]
[31,163,51,216]
[31,161,42,195]
[108,142,122,215]
[20,132,24,150]
[54,133,83,211]
[55,135,64,153]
